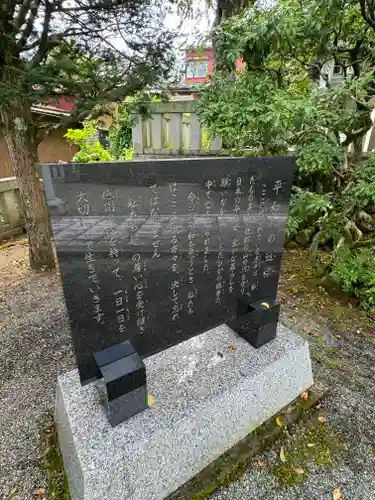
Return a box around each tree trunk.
[1,104,55,270]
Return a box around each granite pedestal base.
[55,324,313,500]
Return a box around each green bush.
[296,139,344,182]
[65,121,113,162]
[286,190,332,239]
[345,154,375,211]
[71,142,112,162]
[109,102,133,159]
[331,246,375,310]
[118,147,133,160]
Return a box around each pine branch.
[15,0,32,29]
[359,0,375,31]
[56,0,129,13]
[18,0,42,48]
[32,0,53,63]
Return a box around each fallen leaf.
[276,416,282,426]
[333,487,341,500]
[32,489,45,496]
[318,416,326,424]
[147,394,154,406]
[307,443,315,448]
[302,326,313,334]
[300,391,309,401]
[315,404,322,410]
[293,467,305,474]
[253,459,265,467]
[301,326,320,337]
[279,446,286,462]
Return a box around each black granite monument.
[42,157,295,425]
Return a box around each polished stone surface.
[42,158,295,383]
[56,323,313,500]
[107,385,148,427]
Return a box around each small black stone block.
[94,342,148,425]
[94,340,135,368]
[236,295,254,316]
[99,352,146,401]
[108,385,148,427]
[248,301,280,327]
[230,297,280,348]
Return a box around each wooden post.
[151,114,162,153]
[211,136,222,153]
[170,113,182,155]
[132,115,143,155]
[190,113,201,154]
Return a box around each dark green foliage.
[109,103,133,159]
[0,0,176,131]
[286,191,332,239]
[197,0,375,309]
[296,140,344,182]
[345,156,375,211]
[331,246,375,310]
[196,72,303,154]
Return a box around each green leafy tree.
[200,0,375,154]
[197,71,307,154]
[0,0,175,269]
[210,0,256,63]
[197,0,375,308]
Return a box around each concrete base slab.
[56,324,313,500]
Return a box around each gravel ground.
[0,243,374,500]
[0,242,74,499]
[211,310,375,500]
[211,334,375,500]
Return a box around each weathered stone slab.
[56,324,313,500]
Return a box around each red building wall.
[185,48,213,85]
[184,47,244,85]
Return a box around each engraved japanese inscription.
[42,157,295,383]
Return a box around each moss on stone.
[271,464,308,488]
[39,412,71,500]
[270,418,344,488]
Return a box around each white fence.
[0,177,24,241]
[131,101,222,157]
